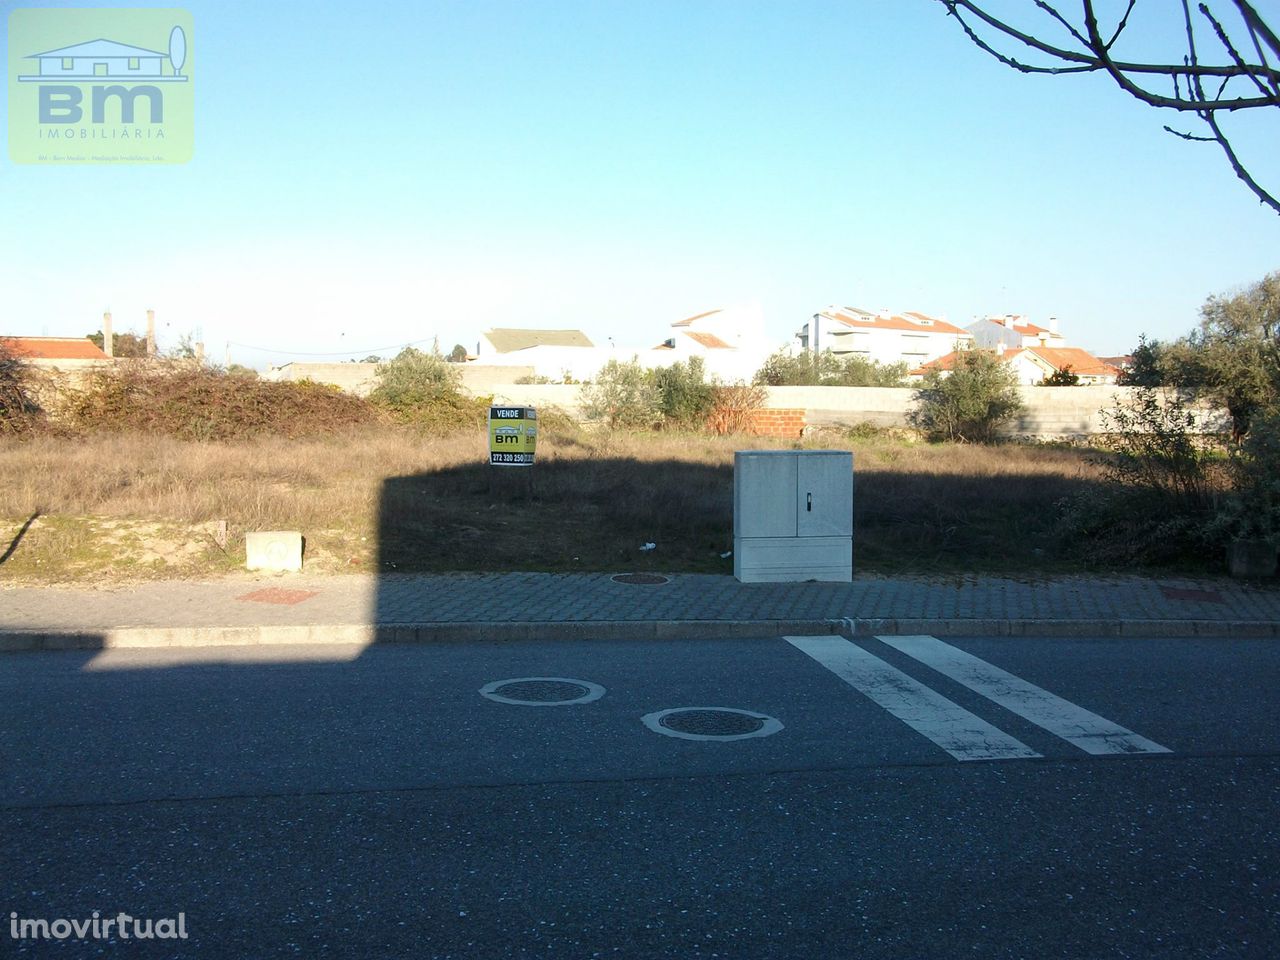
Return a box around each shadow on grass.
[372,453,1120,579]
[0,510,40,567]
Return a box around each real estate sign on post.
[488,406,536,467]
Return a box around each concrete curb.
[1,618,1278,652]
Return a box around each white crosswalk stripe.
[784,636,1041,761]
[880,635,1171,756]
[785,635,1170,761]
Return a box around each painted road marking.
[784,636,1041,762]
[879,636,1172,756]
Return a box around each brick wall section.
[746,408,806,438]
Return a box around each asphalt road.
[2,634,1277,958]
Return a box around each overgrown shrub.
[706,382,768,435]
[652,357,716,428]
[1212,408,1280,545]
[1096,387,1221,507]
[1056,387,1229,566]
[62,362,375,440]
[908,351,1023,443]
[370,347,461,407]
[754,349,907,387]
[368,347,488,432]
[579,358,661,428]
[0,342,43,437]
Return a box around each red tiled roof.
[684,331,732,349]
[824,309,969,337]
[910,351,963,376]
[1022,346,1119,378]
[1,336,109,360]
[671,309,721,328]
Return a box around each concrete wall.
[267,363,381,396]
[479,383,1227,439]
[259,366,1229,440]
[265,362,536,398]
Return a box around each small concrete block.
[245,531,304,572]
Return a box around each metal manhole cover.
[479,677,606,707]
[642,707,783,741]
[611,573,670,585]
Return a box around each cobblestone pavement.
[1,571,1277,632]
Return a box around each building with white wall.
[966,315,1067,350]
[910,343,1120,385]
[797,307,972,369]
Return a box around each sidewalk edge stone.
[0,618,1276,652]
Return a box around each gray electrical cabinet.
[733,450,853,582]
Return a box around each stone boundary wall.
[253,366,1231,440]
[265,362,536,397]
[483,383,1228,439]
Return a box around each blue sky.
[2,0,1277,367]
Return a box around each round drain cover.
[642,707,783,741]
[479,677,606,707]
[611,573,670,585]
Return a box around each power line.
[225,336,439,358]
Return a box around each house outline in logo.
[18,30,188,83]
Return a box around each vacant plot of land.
[0,426,1110,583]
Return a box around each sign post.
[488,406,536,498]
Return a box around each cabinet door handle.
[807,492,812,512]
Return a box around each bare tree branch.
[938,0,1279,214]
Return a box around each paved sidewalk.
[1,570,1278,650]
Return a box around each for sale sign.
[488,406,536,466]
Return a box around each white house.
[798,306,972,369]
[466,304,779,383]
[648,304,775,381]
[472,328,601,381]
[910,344,1120,385]
[1002,346,1120,385]
[966,315,1067,350]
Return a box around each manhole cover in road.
[642,707,783,741]
[479,677,606,707]
[611,573,670,585]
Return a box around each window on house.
[61,58,73,70]
[129,58,140,70]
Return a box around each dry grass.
[0,425,1112,582]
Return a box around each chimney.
[195,341,205,364]
[1049,316,1059,335]
[996,342,1006,356]
[102,311,113,358]
[1003,315,1017,330]
[146,309,157,356]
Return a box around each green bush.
[368,347,487,432]
[652,357,716,428]
[908,351,1023,443]
[1213,409,1280,545]
[1056,387,1229,567]
[1040,366,1080,386]
[579,358,661,429]
[754,349,906,387]
[370,347,461,408]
